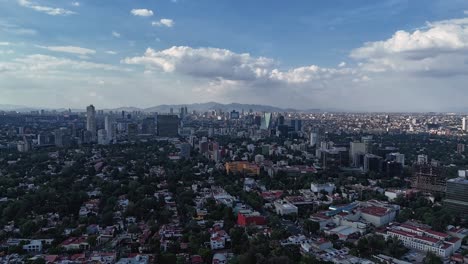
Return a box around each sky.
[1,0,468,111]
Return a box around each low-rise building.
[274,200,298,215]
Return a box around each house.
[210,230,231,250]
[237,210,266,226]
[60,237,90,251]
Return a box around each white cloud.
[0,42,10,46]
[18,0,76,16]
[0,50,14,55]
[0,21,37,35]
[105,50,117,55]
[350,16,468,77]
[71,2,80,7]
[152,19,174,27]
[37,45,96,55]
[112,31,121,38]
[338,61,346,67]
[131,9,154,17]
[123,46,277,81]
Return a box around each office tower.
[157,115,179,137]
[290,119,302,132]
[86,105,97,141]
[361,135,374,153]
[310,132,318,147]
[387,153,405,166]
[142,117,156,134]
[350,141,366,167]
[411,164,446,194]
[54,128,70,147]
[97,129,108,145]
[278,115,285,125]
[180,143,191,159]
[444,177,468,216]
[127,123,138,139]
[260,113,272,130]
[363,154,382,172]
[230,110,240,119]
[254,116,262,126]
[463,117,467,131]
[104,116,114,143]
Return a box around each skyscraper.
[444,177,468,216]
[260,113,272,130]
[104,115,114,143]
[157,114,179,137]
[86,105,97,141]
[463,117,467,131]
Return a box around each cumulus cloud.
[131,9,154,17]
[18,0,76,16]
[106,50,117,55]
[351,17,468,77]
[71,2,80,7]
[37,45,96,55]
[152,19,174,27]
[112,31,121,38]
[0,42,10,46]
[122,46,279,81]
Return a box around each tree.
[303,220,320,235]
[423,252,443,264]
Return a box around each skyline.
[1,0,468,111]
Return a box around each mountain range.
[0,102,321,113]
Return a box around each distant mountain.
[143,102,303,113]
[0,102,321,113]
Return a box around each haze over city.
[1,0,468,111]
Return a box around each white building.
[274,200,298,216]
[22,240,42,253]
[386,224,461,258]
[311,183,335,194]
[310,132,318,147]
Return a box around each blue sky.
[1,0,468,111]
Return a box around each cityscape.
[2,0,468,264]
[0,105,468,264]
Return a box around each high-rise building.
[104,116,115,143]
[363,154,382,172]
[86,105,97,141]
[97,129,108,145]
[230,110,240,119]
[157,115,179,137]
[142,117,156,134]
[411,164,446,194]
[350,141,366,167]
[127,123,138,139]
[387,153,405,166]
[444,177,468,216]
[290,119,302,132]
[260,113,272,130]
[310,132,318,147]
[463,117,467,131]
